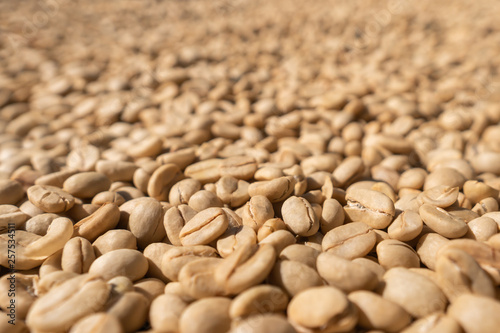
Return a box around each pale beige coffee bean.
[248,176,295,203]
[73,203,120,242]
[0,179,24,204]
[219,156,258,180]
[471,197,499,215]
[143,243,172,282]
[92,229,137,257]
[344,188,395,229]
[91,191,125,206]
[257,218,287,242]
[230,314,296,333]
[419,204,468,238]
[397,168,427,190]
[27,185,75,213]
[465,216,498,241]
[178,257,225,299]
[436,247,495,301]
[217,225,257,258]
[133,278,165,302]
[387,210,423,241]
[352,257,386,281]
[215,244,276,295]
[37,271,79,296]
[67,145,100,172]
[126,197,165,249]
[281,196,319,237]
[437,239,500,281]
[229,285,289,319]
[69,313,124,333]
[22,217,73,259]
[161,245,218,281]
[470,152,500,175]
[106,291,149,333]
[288,286,357,333]
[128,136,163,158]
[164,204,197,246]
[401,313,462,333]
[95,160,138,182]
[216,176,250,207]
[89,249,148,281]
[164,281,196,303]
[348,290,411,332]
[63,172,111,198]
[416,233,450,270]
[279,244,320,269]
[320,198,345,234]
[61,236,96,274]
[463,180,499,205]
[169,178,202,206]
[242,195,274,231]
[332,156,364,187]
[179,297,232,333]
[259,229,297,254]
[35,169,78,188]
[0,204,28,232]
[376,239,420,269]
[423,167,466,191]
[157,147,196,170]
[269,259,324,296]
[26,274,110,332]
[147,163,183,201]
[316,252,378,292]
[381,267,447,318]
[0,273,37,320]
[416,185,459,208]
[448,294,500,333]
[185,158,223,184]
[322,222,376,260]
[149,293,188,333]
[188,189,223,211]
[179,207,228,246]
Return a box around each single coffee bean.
[61,236,96,274]
[92,229,137,256]
[149,293,188,333]
[179,297,232,333]
[178,257,225,299]
[322,222,376,260]
[215,244,276,295]
[435,247,495,301]
[387,210,423,241]
[287,286,357,333]
[161,245,218,281]
[344,188,395,229]
[248,176,295,203]
[219,155,258,180]
[317,252,378,292]
[269,259,324,296]
[179,207,229,246]
[69,313,123,333]
[419,204,468,238]
[229,285,289,319]
[348,290,411,332]
[448,294,500,333]
[63,172,111,198]
[73,203,121,242]
[26,274,110,332]
[381,267,447,318]
[376,239,420,269]
[401,313,462,333]
[89,249,148,281]
[0,179,25,204]
[416,185,459,208]
[281,196,319,237]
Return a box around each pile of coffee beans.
[1,0,500,332]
